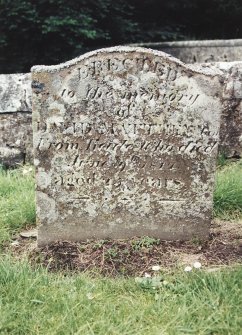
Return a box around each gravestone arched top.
[31,46,219,78]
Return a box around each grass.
[0,166,35,245]
[213,159,242,219]
[0,256,242,335]
[0,162,241,333]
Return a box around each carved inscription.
[32,47,222,245]
[37,137,218,155]
[36,121,218,139]
[60,84,200,105]
[77,56,178,80]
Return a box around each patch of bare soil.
[7,220,242,276]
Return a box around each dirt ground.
[7,219,242,276]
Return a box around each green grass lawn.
[0,166,35,245]
[1,257,242,335]
[213,159,242,219]
[0,161,242,334]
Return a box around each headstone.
[198,62,242,157]
[0,112,33,166]
[0,73,33,166]
[31,47,223,246]
[0,73,32,113]
[130,39,242,63]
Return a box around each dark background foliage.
[1,0,242,73]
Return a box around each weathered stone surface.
[130,39,242,63]
[0,73,32,113]
[0,73,33,166]
[0,112,33,166]
[196,62,242,157]
[32,47,223,246]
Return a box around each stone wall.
[129,39,242,63]
[0,73,33,166]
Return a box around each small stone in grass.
[20,229,37,238]
[151,265,161,271]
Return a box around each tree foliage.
[1,0,242,73]
[0,0,137,73]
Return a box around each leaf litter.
[6,219,242,276]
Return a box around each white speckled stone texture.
[31,47,223,245]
